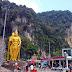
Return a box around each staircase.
[0,38,5,65]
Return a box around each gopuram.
[7,29,21,61]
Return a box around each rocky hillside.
[0,0,71,57]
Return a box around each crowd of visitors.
[13,61,72,72]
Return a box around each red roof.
[41,56,65,60]
[52,56,64,59]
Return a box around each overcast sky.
[8,0,72,13]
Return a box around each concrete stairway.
[0,38,5,65]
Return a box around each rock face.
[65,24,72,48]
[15,16,27,24]
[0,0,36,44]
[12,16,34,42]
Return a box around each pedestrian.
[38,64,41,68]
[30,64,34,72]
[66,68,69,72]
[33,64,35,69]
[19,65,22,71]
[17,65,22,72]
[26,64,28,72]
[69,62,72,72]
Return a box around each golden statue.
[7,29,21,61]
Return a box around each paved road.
[36,69,66,72]
[0,67,66,72]
[28,67,66,72]
[0,67,11,72]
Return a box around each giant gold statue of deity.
[7,29,21,61]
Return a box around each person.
[26,65,28,72]
[38,64,41,68]
[19,65,22,71]
[33,64,35,69]
[17,66,20,70]
[66,69,69,72]
[69,62,72,72]
[17,65,22,72]
[30,64,34,72]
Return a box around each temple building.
[32,53,37,60]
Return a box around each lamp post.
[0,7,7,68]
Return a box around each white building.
[62,48,72,69]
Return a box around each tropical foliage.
[1,0,71,57]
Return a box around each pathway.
[0,67,11,72]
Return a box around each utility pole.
[40,42,42,57]
[71,48,72,57]
[49,42,50,57]
[0,7,7,68]
[48,42,50,64]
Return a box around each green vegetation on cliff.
[1,1,71,57]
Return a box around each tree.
[26,43,37,58]
[0,0,2,17]
[2,1,70,57]
[20,36,30,57]
[53,50,62,57]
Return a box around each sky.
[8,0,72,13]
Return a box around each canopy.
[27,60,31,62]
[28,62,35,64]
[41,62,47,66]
[43,62,46,64]
[32,59,35,62]
[28,59,35,64]
[35,60,41,63]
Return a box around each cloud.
[8,0,40,13]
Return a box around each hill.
[0,0,70,57]
[35,11,72,56]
